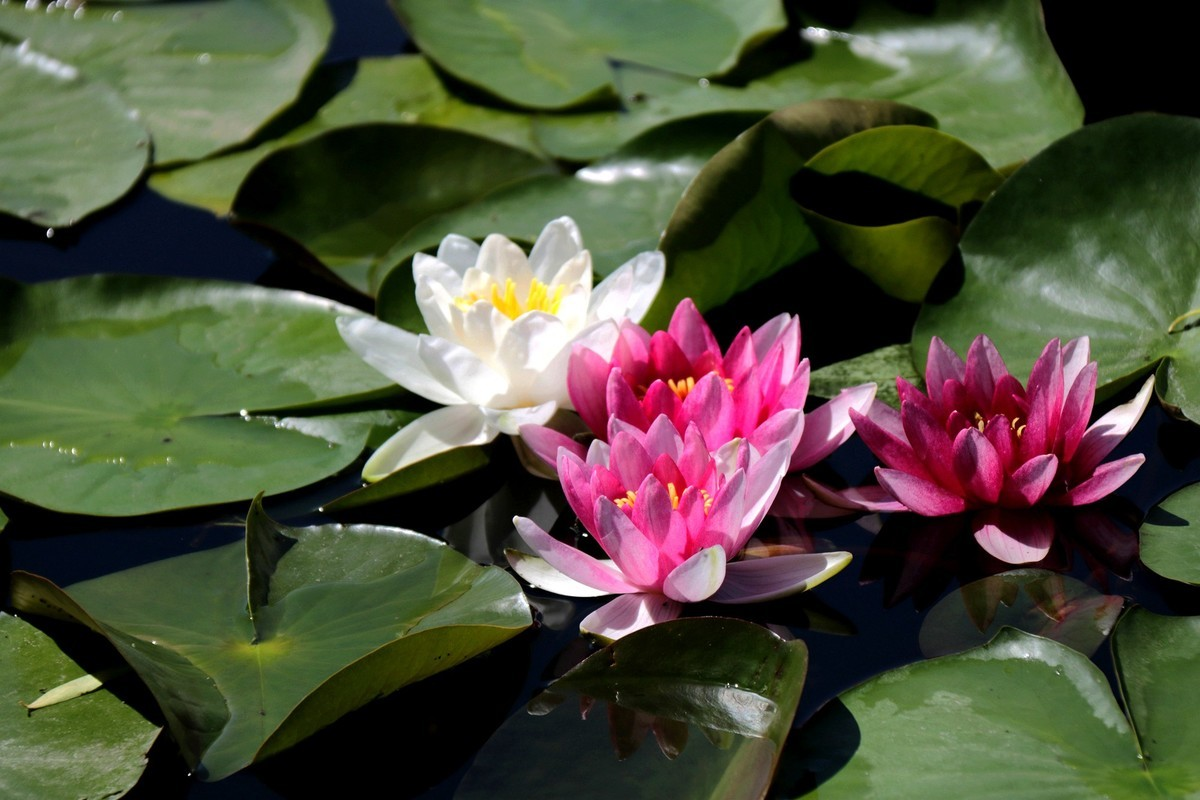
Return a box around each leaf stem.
[1167,308,1200,334]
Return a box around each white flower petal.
[662,545,727,603]
[481,401,558,436]
[579,593,682,642]
[434,234,481,271]
[476,233,533,293]
[362,404,498,481]
[528,217,585,283]
[418,335,509,405]
[336,316,464,405]
[506,550,615,597]
[711,552,852,604]
[588,250,665,324]
[414,277,463,343]
[413,252,465,295]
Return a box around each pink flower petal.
[1000,453,1058,507]
[900,401,962,494]
[610,431,654,492]
[924,336,966,409]
[505,550,615,597]
[559,450,599,533]
[781,476,907,515]
[1071,376,1154,477]
[569,346,616,437]
[595,497,664,587]
[1057,361,1097,462]
[849,407,930,480]
[648,329,693,378]
[519,423,587,469]
[971,509,1055,564]
[1020,338,1064,459]
[579,593,682,641]
[667,298,721,363]
[711,551,852,603]
[607,369,650,433]
[790,383,876,470]
[512,516,640,594]
[952,427,1003,505]
[631,477,675,549]
[875,468,968,516]
[662,545,727,603]
[1057,453,1146,506]
[964,335,1008,410]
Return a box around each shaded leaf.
[245,494,297,635]
[0,613,159,798]
[810,343,917,409]
[322,443,491,512]
[11,506,532,782]
[1140,482,1200,585]
[0,276,394,516]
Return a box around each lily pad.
[0,275,395,516]
[645,99,934,330]
[322,442,492,512]
[231,124,554,293]
[0,36,148,228]
[0,0,331,164]
[532,0,1081,165]
[918,569,1123,658]
[787,609,1200,798]
[10,499,532,782]
[459,618,807,800]
[1140,482,1200,585]
[810,343,918,409]
[914,114,1200,418]
[0,612,160,798]
[150,56,539,216]
[392,0,786,110]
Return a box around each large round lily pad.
[0,276,394,516]
[1141,482,1200,585]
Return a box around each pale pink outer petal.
[595,497,665,588]
[875,468,968,516]
[751,313,799,368]
[579,593,682,641]
[738,440,794,542]
[1071,376,1155,476]
[336,316,464,406]
[850,406,930,480]
[518,424,587,468]
[362,404,499,481]
[772,475,906,518]
[790,383,877,470]
[1056,453,1146,506]
[662,545,727,603]
[512,516,641,594]
[505,550,616,597]
[972,509,1054,564]
[587,251,665,324]
[1060,337,1091,394]
[748,408,804,464]
[711,551,852,603]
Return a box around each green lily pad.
[0,0,331,164]
[532,0,1081,165]
[794,126,1002,302]
[0,612,160,798]
[322,443,491,512]
[150,55,539,216]
[11,499,532,782]
[459,618,807,800]
[375,112,757,327]
[231,124,554,293]
[918,570,1123,658]
[787,609,1200,798]
[0,36,148,228]
[0,275,395,516]
[914,114,1200,417]
[810,343,918,409]
[392,0,786,110]
[645,99,934,330]
[1140,482,1200,585]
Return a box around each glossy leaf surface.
[1141,482,1200,585]
[11,500,532,781]
[0,612,159,798]
[809,343,917,410]
[0,276,393,515]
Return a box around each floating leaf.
[460,619,806,800]
[11,499,532,782]
[646,99,934,329]
[322,443,491,512]
[0,276,395,516]
[151,56,538,216]
[1140,482,1200,585]
[918,569,1123,658]
[810,343,917,409]
[532,0,1081,165]
[0,612,159,798]
[0,36,148,228]
[392,0,786,109]
[0,0,331,164]
[786,610,1200,798]
[232,124,554,293]
[914,115,1200,417]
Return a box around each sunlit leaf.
[0,276,395,516]
[0,36,148,228]
[0,0,331,164]
[1141,482,1200,585]
[232,124,554,293]
[914,115,1200,417]
[151,56,539,216]
[11,499,532,782]
[810,343,917,409]
[0,612,159,798]
[786,610,1200,798]
[460,619,806,800]
[532,0,1081,165]
[392,0,786,109]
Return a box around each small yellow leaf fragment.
[22,672,108,711]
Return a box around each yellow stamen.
[667,377,696,400]
[667,482,681,509]
[614,490,638,509]
[973,411,986,433]
[1010,416,1026,438]
[453,277,566,320]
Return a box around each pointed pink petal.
[607,369,650,433]
[964,335,1008,410]
[1057,362,1097,462]
[699,470,746,552]
[519,423,586,469]
[579,593,682,641]
[875,468,968,516]
[1057,454,1145,506]
[610,430,654,490]
[559,451,599,533]
[641,380,684,429]
[512,516,641,594]
[790,383,876,470]
[1071,376,1154,477]
[712,551,852,603]
[677,426,713,486]
[923,336,966,409]
[792,476,907,514]
[667,298,721,363]
[849,407,930,480]
[982,414,1016,472]
[972,509,1054,564]
[750,313,798,364]
[596,497,663,587]
[722,326,757,384]
[1000,453,1058,507]
[645,414,686,460]
[662,545,727,602]
[649,329,693,377]
[952,427,1003,505]
[1020,338,1064,459]
[632,477,675,549]
[680,372,736,444]
[1061,337,1091,391]
[739,440,793,540]
[569,346,615,437]
[506,550,616,597]
[900,401,962,494]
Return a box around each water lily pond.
[3,2,1200,798]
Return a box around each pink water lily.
[507,415,851,640]
[850,334,1154,563]
[552,298,873,478]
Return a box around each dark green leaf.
[321,443,491,512]
[245,494,297,635]
[810,343,917,409]
[1140,483,1200,585]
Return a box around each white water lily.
[338,217,665,481]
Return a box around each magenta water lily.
[851,335,1154,563]
[507,416,851,641]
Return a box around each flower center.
[454,277,565,320]
[614,482,713,513]
[972,411,1026,438]
[657,373,735,401]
